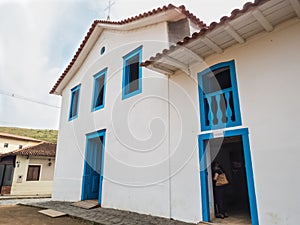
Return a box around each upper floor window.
[92,68,107,111]
[122,46,142,99]
[69,84,81,121]
[198,60,241,131]
[100,46,105,55]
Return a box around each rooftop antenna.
[104,0,115,21]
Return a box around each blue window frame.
[68,84,81,121]
[122,46,142,100]
[198,60,241,131]
[92,68,107,112]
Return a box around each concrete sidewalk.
[24,201,198,225]
[0,194,51,200]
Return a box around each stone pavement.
[0,197,51,206]
[24,201,199,225]
[0,194,51,200]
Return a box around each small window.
[92,68,107,111]
[100,46,105,55]
[26,165,41,181]
[69,84,81,121]
[4,143,8,148]
[122,46,142,99]
[19,145,23,149]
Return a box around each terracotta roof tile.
[0,132,42,142]
[141,0,270,67]
[50,4,205,94]
[1,142,56,157]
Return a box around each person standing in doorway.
[212,161,229,219]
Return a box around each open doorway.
[198,128,258,225]
[207,136,251,223]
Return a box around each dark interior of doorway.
[209,135,251,220]
[0,156,15,194]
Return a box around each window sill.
[122,89,142,100]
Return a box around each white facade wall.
[10,155,55,195]
[0,137,39,154]
[53,14,300,224]
[53,22,173,217]
[168,75,202,222]
[168,19,300,224]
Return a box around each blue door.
[82,130,106,204]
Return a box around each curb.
[0,196,51,201]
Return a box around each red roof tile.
[49,4,205,94]
[0,132,42,142]
[1,142,56,157]
[141,0,270,67]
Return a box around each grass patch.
[0,127,58,143]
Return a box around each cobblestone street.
[25,201,196,225]
[0,198,251,224]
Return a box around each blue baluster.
[206,96,213,127]
[215,94,223,126]
[225,91,232,124]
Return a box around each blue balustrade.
[203,88,235,130]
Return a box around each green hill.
[0,127,58,143]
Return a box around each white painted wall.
[169,18,300,224]
[53,14,300,224]
[53,22,172,217]
[10,155,55,195]
[0,137,39,154]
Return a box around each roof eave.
[0,132,42,142]
[143,0,300,74]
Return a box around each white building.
[51,0,300,224]
[0,132,41,154]
[0,133,56,195]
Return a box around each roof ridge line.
[49,4,206,94]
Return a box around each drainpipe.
[167,74,172,219]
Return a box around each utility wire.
[0,89,61,109]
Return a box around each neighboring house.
[50,0,300,225]
[0,132,41,154]
[0,133,56,195]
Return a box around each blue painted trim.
[242,133,259,225]
[198,128,259,225]
[197,60,242,131]
[68,84,81,121]
[91,68,107,112]
[198,133,213,222]
[98,130,106,205]
[81,132,90,201]
[100,46,105,55]
[122,45,143,100]
[81,129,106,205]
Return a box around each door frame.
[198,128,259,225]
[81,129,106,204]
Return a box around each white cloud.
[0,0,105,129]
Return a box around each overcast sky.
[0,0,251,130]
